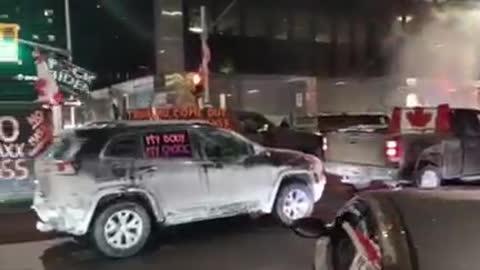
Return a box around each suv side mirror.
[290,217,330,238]
[258,124,270,133]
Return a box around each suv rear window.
[105,135,140,158]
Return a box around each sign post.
[200,6,211,105]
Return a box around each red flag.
[342,222,381,270]
[32,49,63,105]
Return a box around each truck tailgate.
[325,130,387,166]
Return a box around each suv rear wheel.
[274,182,314,225]
[92,201,151,258]
[417,165,442,189]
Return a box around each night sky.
[70,0,154,88]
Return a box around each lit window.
[44,9,54,17]
[188,7,202,34]
[48,35,56,42]
[32,34,39,40]
[47,18,53,24]
[406,93,420,107]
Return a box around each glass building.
[155,0,419,79]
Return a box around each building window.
[245,7,267,37]
[293,11,310,40]
[272,10,288,40]
[47,35,56,42]
[32,34,39,40]
[188,6,203,33]
[47,18,54,24]
[315,15,331,43]
[44,9,54,17]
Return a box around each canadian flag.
[342,222,382,270]
[32,49,63,105]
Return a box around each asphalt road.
[0,177,354,270]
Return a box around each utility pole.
[64,0,72,61]
[64,0,73,131]
[200,6,211,105]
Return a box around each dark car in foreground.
[33,120,325,258]
[292,188,480,270]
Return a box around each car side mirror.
[290,217,330,239]
[258,124,270,133]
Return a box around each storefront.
[0,102,52,202]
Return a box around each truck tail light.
[386,139,401,162]
[55,160,77,175]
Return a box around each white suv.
[33,121,326,258]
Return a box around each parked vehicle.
[233,111,323,157]
[292,188,480,270]
[324,104,480,188]
[32,120,326,258]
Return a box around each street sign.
[0,23,20,63]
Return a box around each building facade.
[154,0,422,78]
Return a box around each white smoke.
[393,4,480,108]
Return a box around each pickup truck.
[294,112,389,158]
[324,104,480,188]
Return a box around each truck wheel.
[417,166,442,188]
[274,183,314,225]
[92,201,151,258]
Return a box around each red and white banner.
[342,222,382,270]
[32,49,63,105]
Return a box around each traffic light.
[0,23,20,63]
[189,72,204,96]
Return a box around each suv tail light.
[386,139,401,162]
[54,160,77,175]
